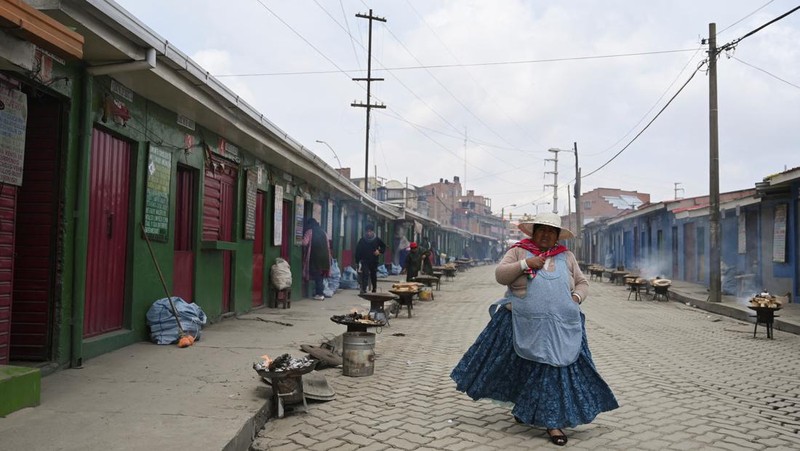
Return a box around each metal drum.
[342,332,375,377]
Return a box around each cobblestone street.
[252,265,800,450]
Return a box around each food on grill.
[391,282,422,292]
[749,292,784,309]
[330,312,385,326]
[650,278,672,287]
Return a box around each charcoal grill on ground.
[650,278,672,301]
[588,265,605,282]
[254,355,318,418]
[357,292,396,325]
[749,306,780,339]
[388,287,419,318]
[748,292,785,339]
[412,275,439,295]
[624,276,648,301]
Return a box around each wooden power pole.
[351,9,386,196]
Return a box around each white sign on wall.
[0,89,28,186]
[273,185,284,246]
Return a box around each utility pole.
[708,22,721,303]
[351,9,386,196]
[545,149,560,214]
[674,182,684,200]
[573,142,582,259]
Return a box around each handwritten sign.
[0,89,28,186]
[143,145,172,241]
[243,169,257,240]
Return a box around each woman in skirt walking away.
[451,212,618,446]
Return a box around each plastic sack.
[376,264,389,278]
[146,297,207,345]
[388,263,402,275]
[339,266,359,290]
[271,258,292,290]
[325,258,341,294]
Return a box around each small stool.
[274,288,291,309]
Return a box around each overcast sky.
[114,0,800,218]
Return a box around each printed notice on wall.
[0,89,28,186]
[144,145,172,241]
[294,196,305,245]
[273,185,284,246]
[773,204,786,263]
[243,169,257,240]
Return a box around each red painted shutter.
[203,161,236,311]
[84,129,130,337]
[173,166,195,301]
[0,186,17,364]
[10,99,60,359]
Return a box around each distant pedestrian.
[355,223,386,293]
[402,242,422,281]
[451,212,618,446]
[419,237,434,275]
[302,218,331,301]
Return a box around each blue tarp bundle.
[146,297,207,345]
[340,266,359,289]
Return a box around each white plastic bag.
[270,258,292,290]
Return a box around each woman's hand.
[524,255,545,270]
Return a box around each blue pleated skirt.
[450,307,619,428]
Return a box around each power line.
[718,5,800,52]
[582,62,704,180]
[212,48,699,77]
[582,5,800,182]
[717,0,776,35]
[731,56,800,90]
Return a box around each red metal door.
[0,186,17,364]
[203,164,236,312]
[173,166,195,301]
[84,129,130,337]
[11,98,61,360]
[252,191,265,307]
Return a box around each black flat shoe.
[547,429,568,446]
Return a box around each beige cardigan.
[495,247,589,302]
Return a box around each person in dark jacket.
[402,242,422,281]
[302,218,331,300]
[355,223,386,293]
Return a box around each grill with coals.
[253,354,318,418]
[331,312,386,332]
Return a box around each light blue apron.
[492,252,582,367]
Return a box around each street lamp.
[315,140,343,169]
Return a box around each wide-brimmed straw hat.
[517,212,574,240]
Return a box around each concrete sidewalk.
[1,272,798,451]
